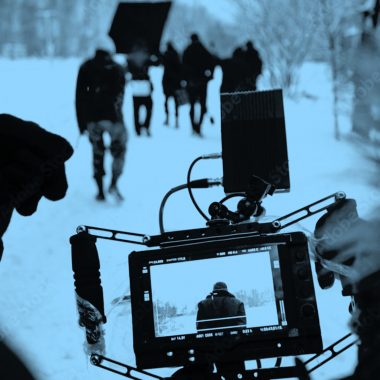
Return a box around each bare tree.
[318,0,366,140]
[162,2,239,57]
[234,0,320,95]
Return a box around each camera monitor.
[129,232,322,369]
[221,89,290,193]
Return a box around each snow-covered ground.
[1,58,380,379]
[153,304,278,338]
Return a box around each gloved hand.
[0,113,73,260]
[314,198,380,287]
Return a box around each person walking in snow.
[75,39,127,202]
[162,42,182,129]
[183,34,217,136]
[127,40,159,137]
[220,47,251,93]
[242,41,263,91]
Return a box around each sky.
[177,0,237,23]
[150,250,275,310]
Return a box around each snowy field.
[153,304,278,337]
[1,58,380,379]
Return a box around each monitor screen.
[148,245,286,339]
[129,232,322,369]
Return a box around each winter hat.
[213,282,228,291]
[191,33,199,43]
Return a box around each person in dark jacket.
[162,42,182,128]
[127,40,159,136]
[220,47,252,93]
[75,43,127,201]
[183,34,216,136]
[196,282,247,331]
[243,41,263,91]
[0,113,73,379]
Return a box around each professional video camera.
[70,90,358,380]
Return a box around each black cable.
[187,156,209,221]
[186,154,221,221]
[159,179,217,234]
[159,184,188,234]
[160,154,222,231]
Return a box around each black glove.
[0,113,73,260]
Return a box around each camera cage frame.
[74,190,359,380]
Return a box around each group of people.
[163,36,263,135]
[75,34,263,201]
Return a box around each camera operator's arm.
[0,113,73,260]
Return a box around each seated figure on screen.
[196,282,247,331]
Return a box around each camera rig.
[72,187,358,380]
[70,84,359,380]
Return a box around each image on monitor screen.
[150,248,283,338]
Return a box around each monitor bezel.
[221,89,291,194]
[129,232,322,369]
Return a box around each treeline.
[154,301,196,322]
[0,0,239,58]
[235,289,274,308]
[0,0,117,57]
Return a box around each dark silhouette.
[183,34,217,136]
[0,113,73,379]
[243,41,263,91]
[196,282,247,331]
[0,342,36,380]
[75,47,127,201]
[162,42,182,128]
[220,48,251,93]
[109,1,172,55]
[220,43,262,94]
[127,41,159,137]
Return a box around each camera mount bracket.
[78,191,346,248]
[208,175,276,225]
[89,332,357,380]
